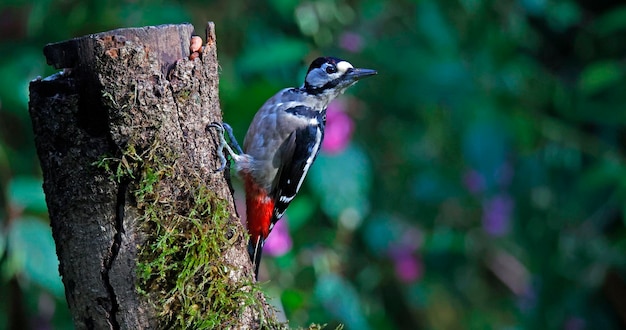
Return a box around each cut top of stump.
[43,24,196,76]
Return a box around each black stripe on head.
[304,78,342,95]
[303,57,351,95]
[306,57,343,73]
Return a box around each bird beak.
[345,68,377,81]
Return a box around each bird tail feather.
[247,236,264,279]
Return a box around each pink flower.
[322,100,354,154]
[391,251,422,283]
[339,32,364,53]
[387,227,423,283]
[264,219,292,257]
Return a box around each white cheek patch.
[336,61,353,74]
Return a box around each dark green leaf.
[315,273,369,330]
[308,145,371,222]
[7,216,64,298]
[7,176,47,213]
[579,61,623,95]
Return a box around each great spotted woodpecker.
[211,57,376,278]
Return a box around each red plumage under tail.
[243,173,274,279]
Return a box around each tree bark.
[29,23,276,329]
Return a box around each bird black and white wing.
[270,108,326,225]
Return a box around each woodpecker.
[211,57,376,278]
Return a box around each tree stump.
[29,23,276,329]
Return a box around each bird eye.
[325,65,337,74]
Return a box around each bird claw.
[207,122,242,173]
[222,123,244,155]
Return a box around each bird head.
[302,57,377,97]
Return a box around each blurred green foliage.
[1,0,626,329]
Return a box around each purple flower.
[463,169,486,195]
[387,227,423,283]
[516,282,537,312]
[482,194,514,236]
[339,32,363,53]
[264,218,292,257]
[396,227,423,252]
[564,317,586,330]
[322,100,354,154]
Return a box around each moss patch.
[95,141,269,329]
[137,185,240,328]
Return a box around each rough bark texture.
[29,23,275,329]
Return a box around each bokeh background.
[2,0,626,329]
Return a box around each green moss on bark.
[95,141,271,329]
